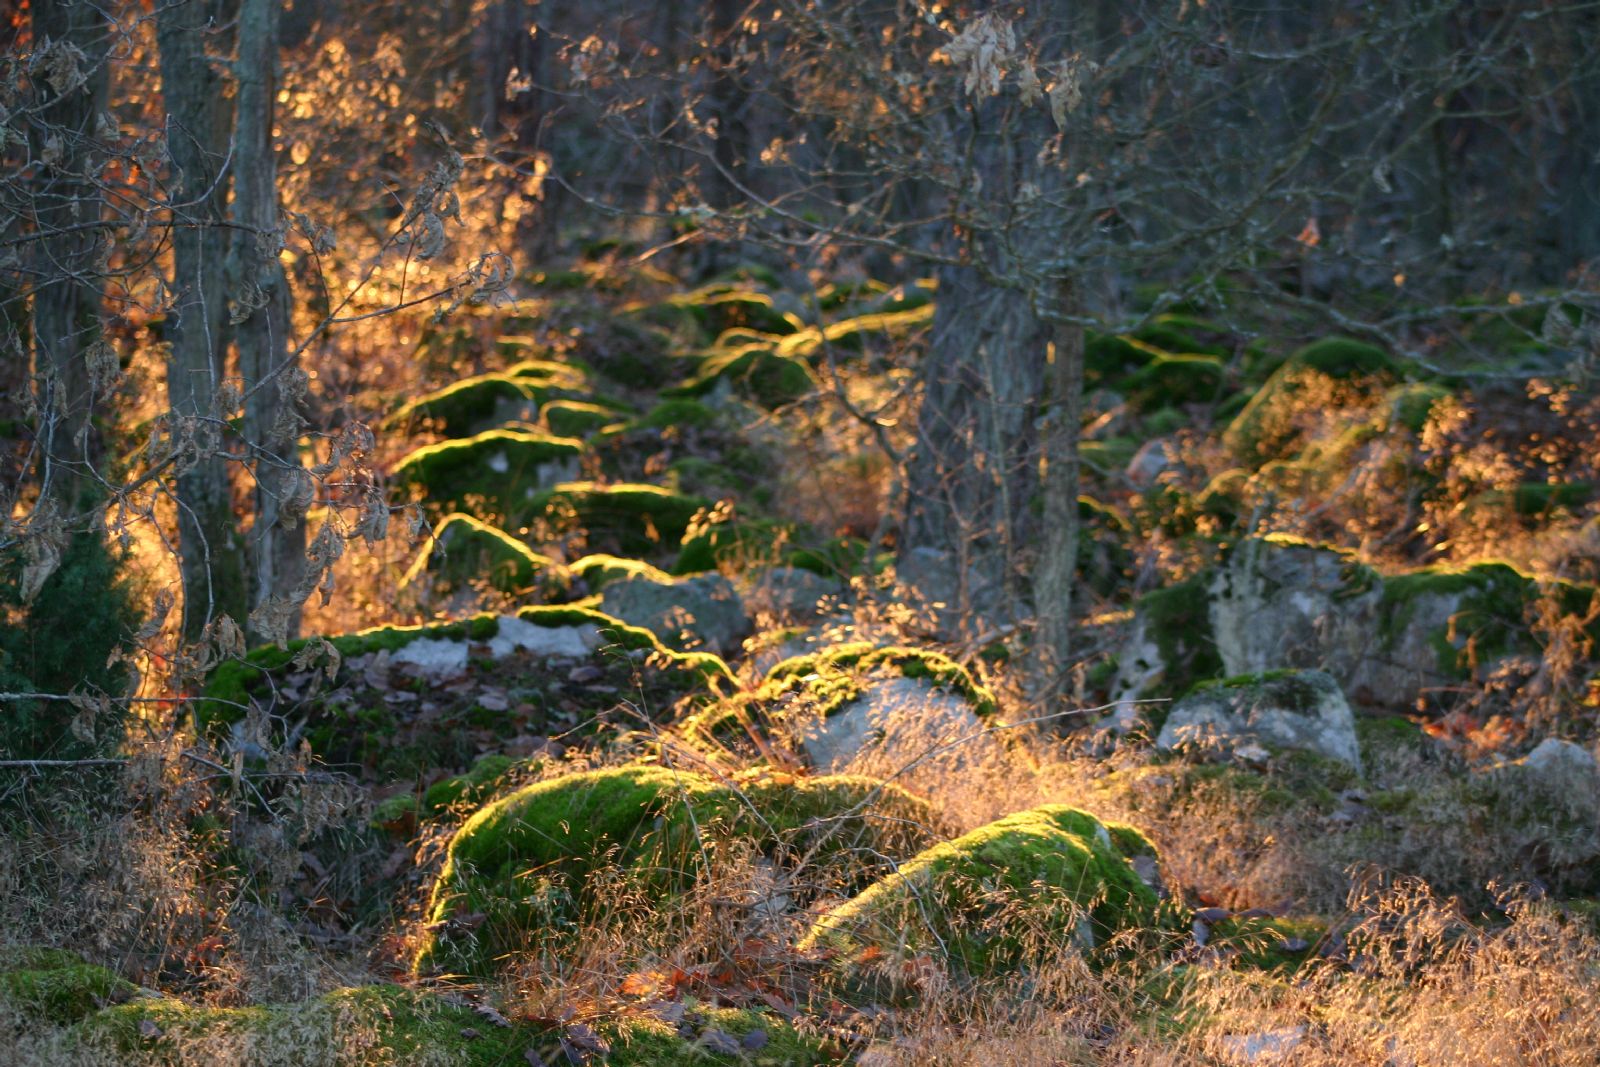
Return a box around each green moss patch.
[391,429,584,523]
[570,553,674,590]
[0,948,135,1025]
[416,766,934,976]
[542,398,626,438]
[529,482,710,555]
[383,373,533,437]
[800,805,1163,979]
[59,982,839,1066]
[668,342,817,409]
[400,513,569,600]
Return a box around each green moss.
[1378,561,1552,678]
[416,766,933,976]
[542,398,625,438]
[669,285,805,336]
[800,805,1163,978]
[784,537,890,579]
[1292,337,1394,378]
[422,753,522,812]
[0,949,135,1025]
[1124,354,1226,412]
[1131,315,1229,357]
[674,518,799,575]
[669,343,816,409]
[629,398,719,432]
[391,429,584,523]
[775,304,935,360]
[1223,341,1396,467]
[1188,670,1328,715]
[1137,575,1223,698]
[1387,381,1452,434]
[399,513,568,598]
[529,482,709,555]
[383,373,533,436]
[63,982,836,1066]
[514,605,736,688]
[570,553,673,590]
[761,642,997,717]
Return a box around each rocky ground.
[7,257,1600,1064]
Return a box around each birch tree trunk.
[157,0,246,641]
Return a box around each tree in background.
[570,0,1600,694]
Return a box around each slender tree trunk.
[1031,283,1084,691]
[29,0,110,523]
[229,0,306,642]
[158,0,246,641]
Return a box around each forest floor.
[5,250,1600,1065]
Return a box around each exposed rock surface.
[798,674,990,773]
[600,572,751,654]
[741,565,843,623]
[1156,668,1362,771]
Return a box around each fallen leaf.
[138,1018,162,1040]
[474,1003,512,1028]
[460,1027,481,1039]
[699,1029,742,1055]
[524,1050,547,1067]
[741,1028,769,1050]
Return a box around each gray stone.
[1156,669,1362,771]
[798,675,996,774]
[600,572,751,655]
[1517,737,1598,779]
[742,565,844,623]
[1208,536,1475,710]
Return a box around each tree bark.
[1031,283,1084,692]
[157,0,247,641]
[229,0,306,642]
[29,0,110,523]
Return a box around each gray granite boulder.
[1156,669,1361,771]
[600,572,751,655]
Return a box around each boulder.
[800,805,1163,978]
[415,766,933,975]
[742,565,843,623]
[600,571,751,655]
[798,674,988,773]
[1157,669,1362,771]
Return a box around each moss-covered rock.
[529,482,710,555]
[399,513,569,602]
[0,947,135,1025]
[775,304,935,360]
[1124,353,1226,412]
[668,285,806,336]
[669,342,817,409]
[801,805,1163,979]
[762,642,997,718]
[416,766,935,975]
[1111,575,1224,708]
[542,398,626,438]
[1223,338,1396,467]
[391,429,584,523]
[674,517,801,575]
[200,608,733,781]
[683,642,997,768]
[383,373,535,437]
[570,553,674,590]
[56,982,840,1066]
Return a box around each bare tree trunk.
[229,0,306,643]
[902,261,1049,637]
[1031,283,1084,692]
[158,0,246,641]
[29,0,110,523]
